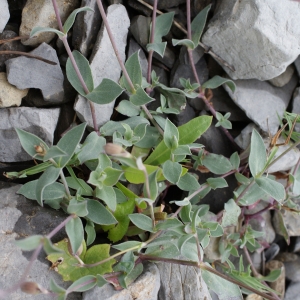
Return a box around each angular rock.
[235,123,260,150]
[273,209,300,237]
[224,74,298,135]
[156,259,211,300]
[268,65,295,88]
[0,0,9,33]
[202,0,300,80]
[83,263,160,300]
[0,183,81,300]
[142,0,185,9]
[75,4,130,129]
[265,243,280,262]
[277,253,300,282]
[0,107,60,162]
[285,281,300,300]
[20,0,80,46]
[0,72,28,107]
[72,0,102,57]
[6,43,64,103]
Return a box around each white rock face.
[202,0,300,80]
[75,4,130,129]
[0,0,9,33]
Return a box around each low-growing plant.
[2,1,300,299]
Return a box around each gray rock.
[0,72,28,107]
[127,0,152,17]
[0,0,9,33]
[6,43,64,103]
[128,38,148,78]
[202,0,300,80]
[292,87,300,132]
[265,260,285,299]
[74,4,129,129]
[0,183,80,300]
[265,244,280,262]
[224,74,298,135]
[170,101,196,127]
[273,209,300,237]
[156,260,211,300]
[285,281,300,300]
[235,123,260,150]
[0,107,60,162]
[142,0,185,9]
[83,263,160,300]
[294,56,300,78]
[179,45,205,66]
[20,0,80,46]
[269,65,295,87]
[277,253,300,282]
[72,0,102,57]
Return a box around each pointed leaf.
[255,177,285,202]
[67,275,96,292]
[129,214,155,232]
[172,39,195,48]
[146,42,167,57]
[95,185,117,211]
[143,170,158,200]
[86,199,117,225]
[66,216,84,254]
[50,279,66,294]
[206,177,228,189]
[130,86,155,106]
[162,161,182,184]
[153,12,175,43]
[202,153,232,174]
[177,173,200,191]
[15,235,43,251]
[30,26,64,38]
[116,100,141,117]
[122,51,142,92]
[43,237,64,255]
[221,199,241,227]
[43,146,67,161]
[202,75,235,92]
[164,119,179,150]
[67,198,88,217]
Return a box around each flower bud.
[21,282,42,295]
[104,143,132,158]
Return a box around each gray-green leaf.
[129,214,154,232]
[202,75,235,93]
[255,177,285,202]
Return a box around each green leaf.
[15,235,43,251]
[43,146,67,161]
[36,166,61,206]
[63,7,94,34]
[95,186,116,212]
[116,100,141,117]
[30,26,64,38]
[249,129,267,177]
[50,279,66,294]
[146,42,167,57]
[162,161,182,184]
[65,176,93,196]
[177,173,201,191]
[54,123,87,168]
[67,198,88,217]
[260,269,281,282]
[144,170,158,200]
[237,181,269,206]
[191,5,211,48]
[255,177,285,202]
[86,78,123,104]
[66,51,93,96]
[15,128,49,161]
[85,222,96,246]
[202,153,232,174]
[123,165,162,184]
[96,275,108,287]
[172,39,195,48]
[153,12,175,43]
[67,275,96,293]
[122,51,142,92]
[129,214,154,232]
[202,75,236,92]
[66,216,84,255]
[130,86,155,106]
[221,199,241,227]
[206,177,228,189]
[86,199,117,225]
[145,115,212,165]
[102,167,123,186]
[164,119,179,150]
[230,152,240,170]
[43,237,64,255]
[112,241,143,251]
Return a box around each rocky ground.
[1,0,300,299]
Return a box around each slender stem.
[194,234,203,262]
[235,180,255,204]
[59,169,71,199]
[244,203,273,220]
[0,51,56,65]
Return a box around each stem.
[142,168,155,227]
[59,169,71,199]
[235,180,255,204]
[0,51,56,65]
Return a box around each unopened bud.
[21,282,43,295]
[34,145,44,153]
[104,143,132,158]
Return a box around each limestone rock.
[0,0,9,33]
[268,65,295,88]
[74,4,129,129]
[0,72,28,107]
[20,0,80,46]
[0,107,60,162]
[142,0,185,9]
[6,43,64,103]
[202,0,300,80]
[273,210,300,237]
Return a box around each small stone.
[276,253,300,282]
[20,0,80,46]
[268,65,295,87]
[235,123,260,150]
[0,107,60,162]
[142,0,185,9]
[285,281,300,300]
[265,243,280,262]
[74,4,130,129]
[265,260,285,299]
[0,0,9,33]
[6,43,64,103]
[0,72,28,107]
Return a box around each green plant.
[2,1,300,299]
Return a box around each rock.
[83,262,160,300]
[265,243,280,262]
[269,65,295,87]
[0,183,81,300]
[294,56,300,78]
[192,0,216,17]
[224,74,298,135]
[142,0,185,9]
[276,253,300,282]
[246,295,263,300]
[202,0,300,80]
[291,236,300,253]
[265,260,285,299]
[170,101,196,127]
[156,260,211,300]
[0,72,28,107]
[285,281,300,300]
[292,87,300,132]
[6,43,64,103]
[273,209,300,237]
[72,0,102,58]
[0,107,60,162]
[127,0,152,17]
[0,0,9,33]
[178,45,205,66]
[235,123,260,150]
[20,0,80,46]
[74,4,129,129]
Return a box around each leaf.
[66,51,93,96]
[172,39,195,48]
[15,128,48,161]
[43,146,67,161]
[230,152,240,170]
[65,176,93,196]
[202,153,232,174]
[123,165,163,184]
[43,237,64,255]
[95,186,116,211]
[164,119,179,150]
[144,170,158,200]
[207,177,228,189]
[63,7,94,34]
[122,51,142,92]
[129,214,154,232]
[85,222,96,246]
[36,166,61,206]
[54,123,87,168]
[49,279,66,294]
[15,235,43,251]
[102,167,123,186]
[162,161,182,184]
[86,78,123,104]
[130,86,155,106]
[249,129,267,177]
[116,100,141,117]
[30,26,64,38]
[145,115,212,165]
[66,216,84,255]
[112,241,143,251]
[221,199,241,227]
[86,199,117,225]
[153,12,175,43]
[191,5,211,48]
[177,173,201,191]
[202,75,236,93]
[66,275,96,293]
[146,42,167,57]
[255,177,285,202]
[67,198,88,217]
